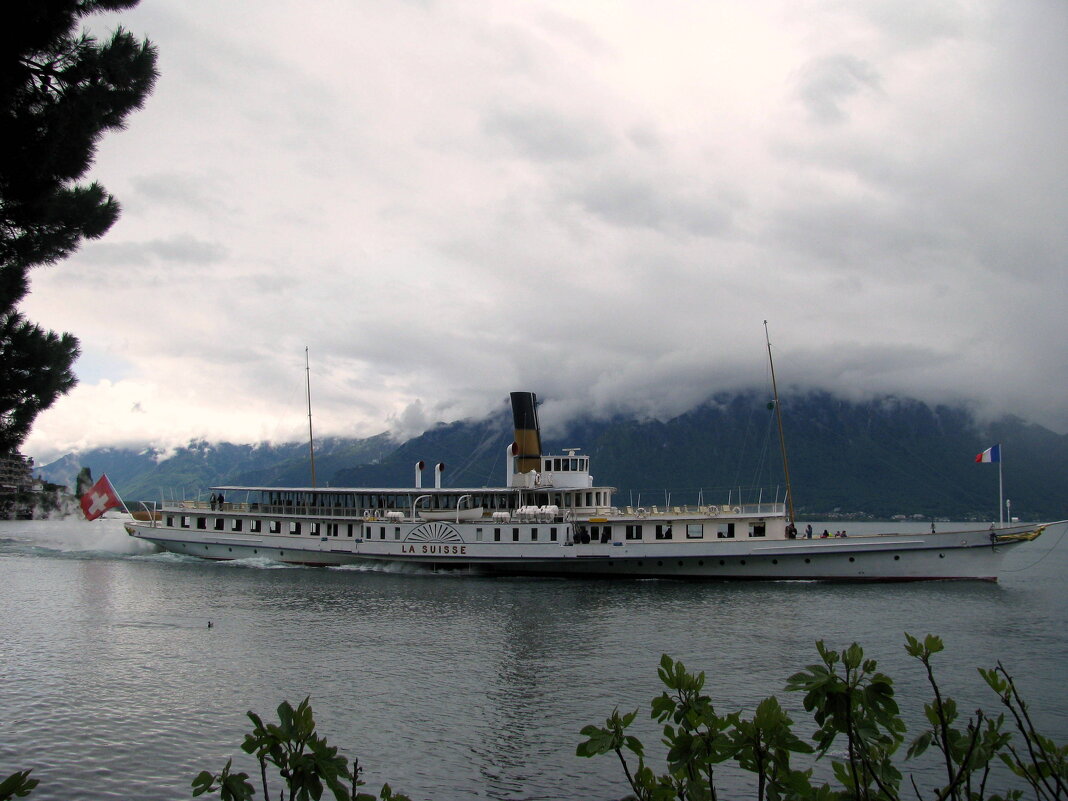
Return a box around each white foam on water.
[129,550,203,564]
[0,515,157,556]
[330,560,434,575]
[216,555,300,570]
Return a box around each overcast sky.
[20,0,1068,464]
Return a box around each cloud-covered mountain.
[40,392,1068,520]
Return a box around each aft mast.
[764,321,795,525]
[306,346,317,488]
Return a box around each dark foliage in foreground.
[0,0,157,452]
[579,634,1067,801]
[191,697,410,801]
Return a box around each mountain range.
[37,391,1068,520]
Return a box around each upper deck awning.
[208,485,616,494]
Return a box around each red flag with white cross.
[80,474,124,520]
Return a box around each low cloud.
[21,0,1068,464]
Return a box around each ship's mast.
[764,321,795,524]
[306,346,317,488]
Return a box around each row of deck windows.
[247,489,613,513]
[363,526,404,540]
[170,515,357,538]
[490,527,559,542]
[359,526,565,542]
[622,522,762,539]
[169,516,766,541]
[542,456,587,472]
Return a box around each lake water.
[2,517,1066,800]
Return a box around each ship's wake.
[330,560,437,575]
[0,516,156,558]
[216,555,302,570]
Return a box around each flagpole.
[998,444,1003,528]
[110,474,131,514]
[764,321,795,527]
[306,346,317,489]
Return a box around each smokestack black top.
[510,392,540,432]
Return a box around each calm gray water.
[1,517,1066,800]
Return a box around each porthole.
[677,561,683,567]
[894,555,900,560]
[719,560,725,566]
[657,560,663,567]
[804,558,811,564]
[939,553,945,559]
[228,547,232,552]
[740,559,746,565]
[848,557,855,562]
[698,560,704,566]
[772,559,778,565]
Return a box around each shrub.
[578,633,1067,801]
[192,697,409,801]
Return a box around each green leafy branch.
[192,697,408,801]
[580,635,1067,801]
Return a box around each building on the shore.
[0,451,46,518]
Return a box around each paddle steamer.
[124,391,1049,581]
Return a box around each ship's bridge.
[510,448,592,489]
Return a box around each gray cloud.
[796,55,881,123]
[21,0,1068,463]
[570,172,736,237]
[130,173,216,210]
[76,236,227,267]
[482,105,614,162]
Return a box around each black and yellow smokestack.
[510,391,542,475]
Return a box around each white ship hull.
[125,516,1050,581]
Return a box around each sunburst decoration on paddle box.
[406,522,463,542]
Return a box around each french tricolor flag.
[975,444,1001,463]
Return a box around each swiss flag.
[80,474,123,520]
